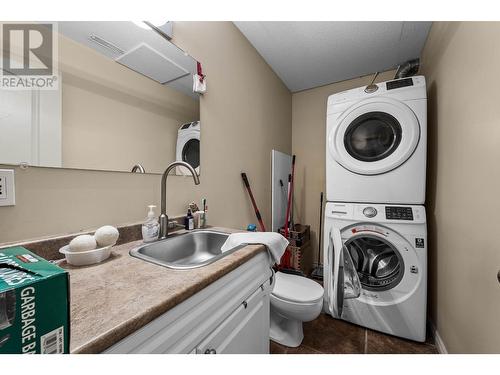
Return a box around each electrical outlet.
[0,169,15,206]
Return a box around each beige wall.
[59,33,199,173]
[421,22,500,353]
[291,70,396,270]
[0,22,291,243]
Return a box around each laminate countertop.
[61,227,266,354]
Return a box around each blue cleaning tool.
[247,224,257,232]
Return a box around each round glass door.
[344,111,402,162]
[344,234,404,291]
[182,138,200,169]
[329,97,420,175]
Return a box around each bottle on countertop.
[200,198,207,228]
[185,209,194,230]
[142,205,159,243]
[194,211,204,229]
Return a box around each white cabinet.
[196,284,269,354]
[105,252,272,354]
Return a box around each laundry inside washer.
[345,235,404,291]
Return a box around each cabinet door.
[196,286,269,354]
[0,87,61,167]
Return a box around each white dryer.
[176,121,200,175]
[326,76,427,204]
[323,202,427,342]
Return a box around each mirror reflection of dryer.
[176,121,200,175]
[326,76,427,204]
[323,202,427,342]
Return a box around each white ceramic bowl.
[59,244,113,266]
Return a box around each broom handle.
[241,173,266,232]
[284,155,296,239]
[318,192,323,265]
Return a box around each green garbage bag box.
[0,246,70,354]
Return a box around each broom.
[311,192,324,280]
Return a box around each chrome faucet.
[131,163,146,173]
[159,161,200,239]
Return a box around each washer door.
[326,227,362,318]
[341,223,422,306]
[329,97,420,175]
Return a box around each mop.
[311,192,324,279]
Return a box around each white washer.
[326,76,427,204]
[323,202,427,342]
[176,121,200,175]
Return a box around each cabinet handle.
[497,270,500,284]
[204,348,216,354]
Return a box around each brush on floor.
[311,192,324,280]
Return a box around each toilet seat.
[272,272,324,304]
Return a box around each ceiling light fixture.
[132,20,173,40]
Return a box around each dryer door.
[328,97,420,175]
[328,227,361,318]
[176,129,200,175]
[181,137,200,169]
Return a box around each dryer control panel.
[385,206,413,220]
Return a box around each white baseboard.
[429,320,448,354]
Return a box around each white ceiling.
[234,22,432,92]
[58,22,198,99]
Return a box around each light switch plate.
[0,169,15,206]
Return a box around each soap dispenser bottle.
[142,205,160,243]
[185,209,194,230]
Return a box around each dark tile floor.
[270,313,439,354]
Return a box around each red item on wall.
[197,61,205,83]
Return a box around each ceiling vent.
[115,43,190,84]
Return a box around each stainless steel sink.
[130,230,246,270]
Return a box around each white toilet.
[270,271,324,347]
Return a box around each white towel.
[220,232,289,265]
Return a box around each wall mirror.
[0,21,201,175]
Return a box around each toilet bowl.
[270,271,324,347]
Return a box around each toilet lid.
[272,272,324,303]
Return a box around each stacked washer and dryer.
[323,76,428,342]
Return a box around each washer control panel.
[385,206,414,221]
[362,207,378,218]
[327,203,425,223]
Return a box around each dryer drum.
[345,234,404,292]
[181,138,200,169]
[343,111,402,162]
